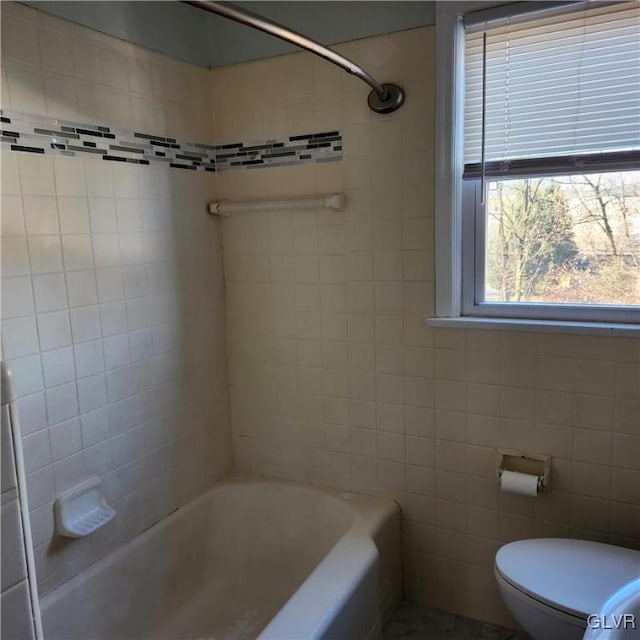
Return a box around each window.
[434,1,640,330]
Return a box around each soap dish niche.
[54,477,116,538]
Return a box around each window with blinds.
[463,1,640,177]
[459,0,640,322]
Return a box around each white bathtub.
[40,476,401,640]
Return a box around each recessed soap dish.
[54,477,115,538]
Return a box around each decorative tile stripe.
[0,109,343,172]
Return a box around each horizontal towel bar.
[209,193,345,216]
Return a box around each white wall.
[0,1,232,596]
[1,378,39,640]
[210,26,640,628]
[1,1,638,631]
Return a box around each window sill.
[426,316,640,337]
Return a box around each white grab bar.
[209,193,345,216]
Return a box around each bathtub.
[40,476,402,640]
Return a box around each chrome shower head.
[368,83,405,114]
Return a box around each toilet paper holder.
[497,449,551,491]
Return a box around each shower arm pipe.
[182,0,405,113]
[208,193,345,216]
[189,0,384,95]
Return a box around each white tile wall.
[211,26,640,629]
[1,396,37,639]
[2,2,638,631]
[1,1,232,596]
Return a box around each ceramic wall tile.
[213,25,639,632]
[0,1,232,597]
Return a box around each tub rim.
[39,473,400,612]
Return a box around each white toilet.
[583,577,640,640]
[495,538,640,640]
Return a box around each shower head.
[368,83,405,114]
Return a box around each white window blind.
[464,1,640,165]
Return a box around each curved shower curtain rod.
[182,0,405,114]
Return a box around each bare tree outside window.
[485,171,640,306]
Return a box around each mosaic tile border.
[0,109,343,173]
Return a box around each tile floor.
[383,601,531,640]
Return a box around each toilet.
[583,577,640,640]
[495,538,640,640]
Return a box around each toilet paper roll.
[500,470,539,496]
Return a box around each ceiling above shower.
[22,1,436,69]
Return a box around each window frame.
[432,1,640,333]
[461,172,639,324]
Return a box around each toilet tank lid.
[495,539,640,619]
